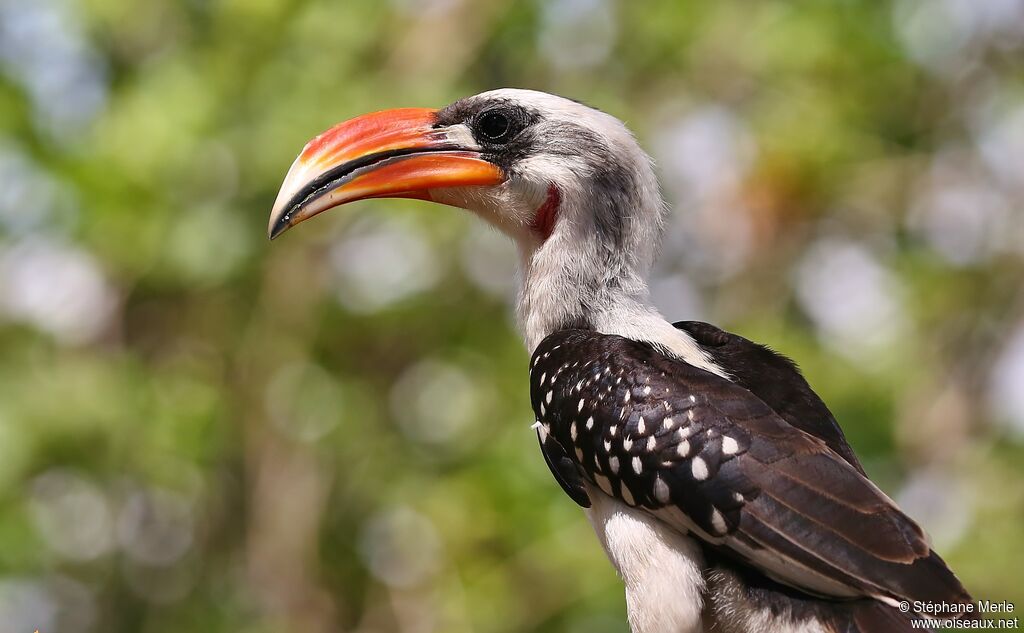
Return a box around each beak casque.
[268,108,504,239]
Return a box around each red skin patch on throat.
[530,185,561,240]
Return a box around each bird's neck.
[516,243,648,352]
[515,220,725,378]
[514,216,653,341]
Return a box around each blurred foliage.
[0,0,1022,631]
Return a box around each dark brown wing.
[673,320,865,475]
[529,329,971,610]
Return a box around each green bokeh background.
[0,0,1022,631]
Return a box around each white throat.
[513,218,727,380]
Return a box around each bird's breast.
[583,483,708,633]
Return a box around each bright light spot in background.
[0,579,54,633]
[0,237,117,345]
[794,238,909,362]
[0,0,108,140]
[29,470,114,561]
[649,272,705,322]
[459,223,518,300]
[989,322,1024,437]
[973,99,1024,195]
[328,215,441,314]
[656,107,756,207]
[0,144,77,237]
[389,358,491,449]
[896,468,972,550]
[116,486,199,604]
[265,362,346,443]
[906,152,1016,266]
[116,487,194,567]
[0,576,96,633]
[538,0,616,71]
[655,107,757,282]
[894,0,1024,78]
[359,506,443,589]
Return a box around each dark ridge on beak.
[269,144,460,240]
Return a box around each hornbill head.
[268,89,664,262]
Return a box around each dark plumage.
[673,321,864,474]
[531,327,972,631]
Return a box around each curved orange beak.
[268,108,505,239]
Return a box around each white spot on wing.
[691,456,708,481]
[609,455,619,474]
[677,440,691,458]
[637,416,646,434]
[623,436,633,451]
[632,456,643,474]
[654,476,670,503]
[710,508,727,534]
[586,416,594,430]
[663,416,674,430]
[646,436,657,451]
[722,436,739,455]
[546,391,553,404]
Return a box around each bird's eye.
[477,110,513,143]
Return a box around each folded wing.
[530,329,971,610]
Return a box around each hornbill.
[268,89,974,633]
